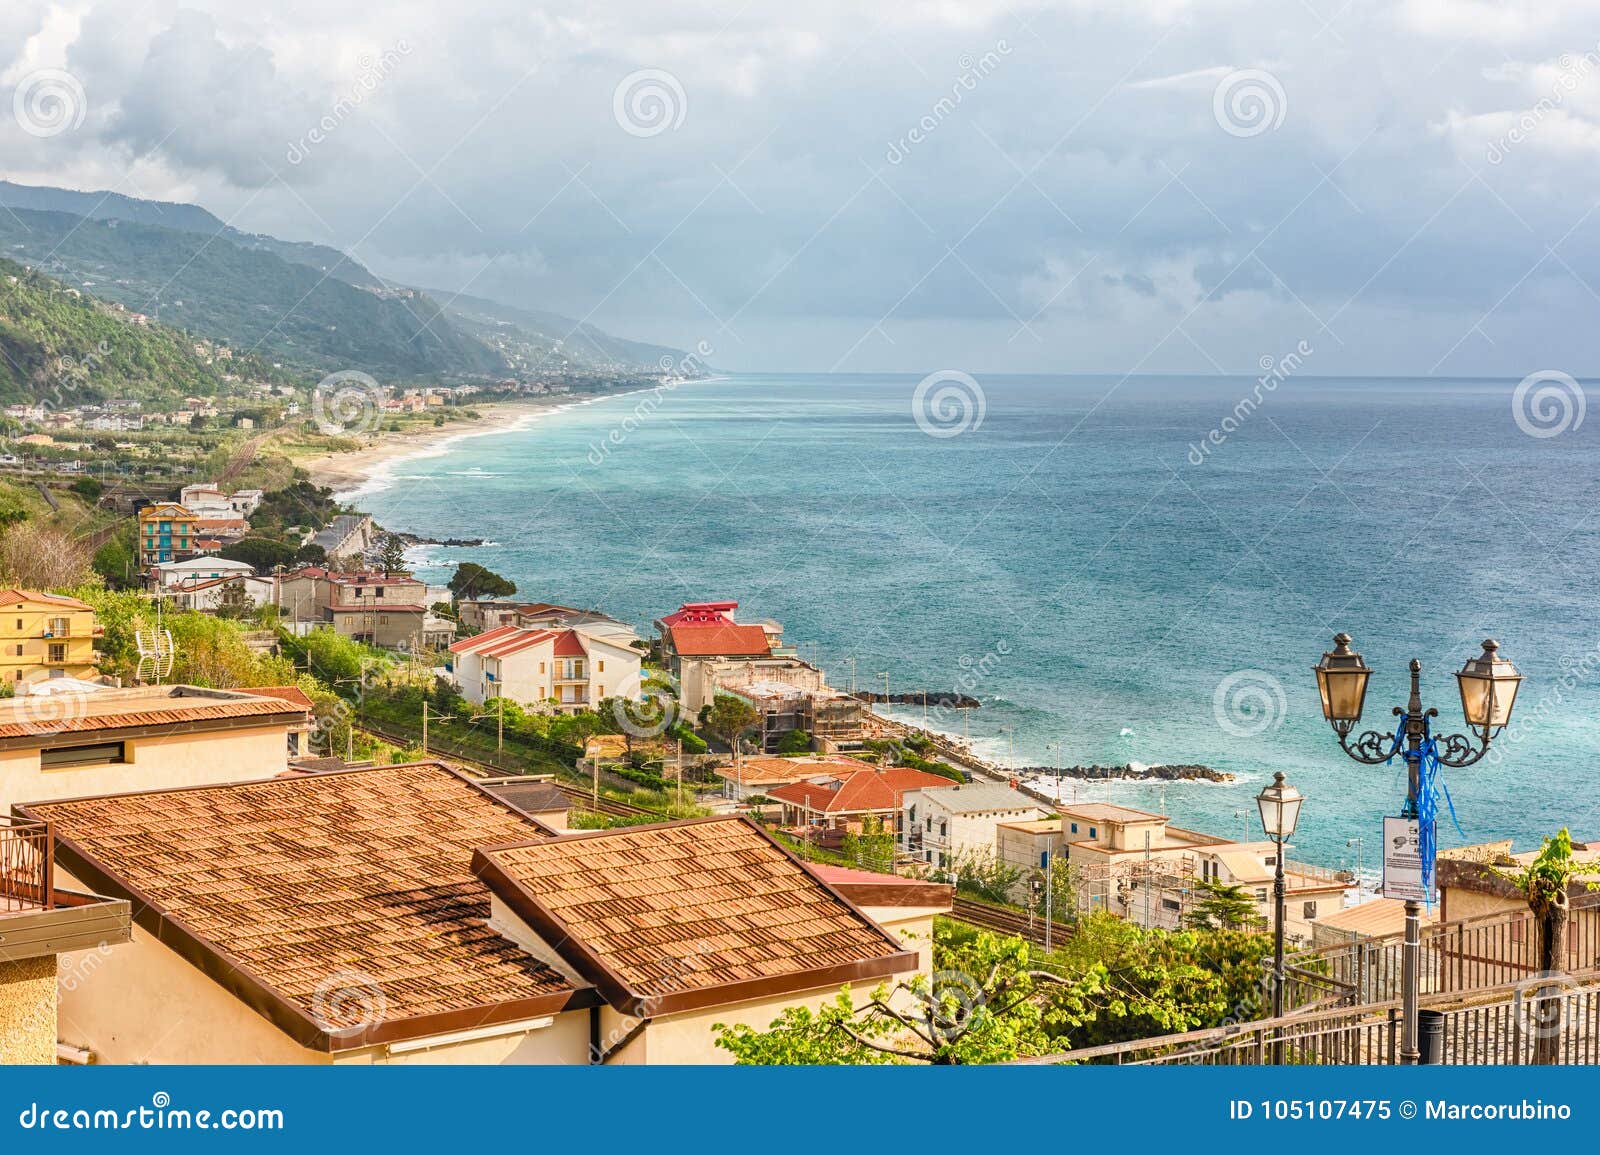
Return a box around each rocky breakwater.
[1020,762,1234,783]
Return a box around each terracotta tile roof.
[472,816,913,1016]
[551,630,586,657]
[236,685,316,712]
[769,767,953,813]
[769,773,900,813]
[22,762,587,1051]
[739,755,875,786]
[0,589,93,610]
[481,780,571,816]
[668,622,771,657]
[0,688,305,742]
[806,864,955,910]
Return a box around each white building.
[169,574,276,613]
[178,483,262,519]
[914,783,1050,869]
[150,556,256,591]
[448,624,643,714]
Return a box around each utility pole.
[676,735,683,812]
[1143,829,1152,929]
[1044,848,1054,953]
[421,700,428,757]
[496,694,504,754]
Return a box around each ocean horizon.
[351,371,1600,868]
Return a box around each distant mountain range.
[0,180,686,381]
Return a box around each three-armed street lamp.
[1256,771,1304,1065]
[1311,632,1523,1065]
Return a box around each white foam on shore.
[330,384,702,505]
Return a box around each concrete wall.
[0,725,292,814]
[0,956,56,1065]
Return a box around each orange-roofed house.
[768,765,956,843]
[449,624,642,714]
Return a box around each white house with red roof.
[449,624,643,714]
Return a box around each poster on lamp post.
[1382,816,1428,902]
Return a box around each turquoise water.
[356,373,1600,867]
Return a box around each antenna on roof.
[136,592,177,684]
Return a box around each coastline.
[300,398,568,502]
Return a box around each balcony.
[0,817,133,958]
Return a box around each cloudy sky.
[2,1,1598,375]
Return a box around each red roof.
[450,626,587,661]
[769,772,900,814]
[669,623,770,658]
[552,630,586,657]
[237,686,316,711]
[658,601,740,629]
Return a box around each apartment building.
[0,591,99,689]
[276,567,452,651]
[448,624,642,714]
[137,502,199,566]
[914,783,1050,868]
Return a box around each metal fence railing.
[1017,975,1600,1066]
[0,816,53,913]
[1286,891,1600,1005]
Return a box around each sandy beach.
[300,398,566,497]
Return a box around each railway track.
[949,896,1072,948]
[351,722,662,820]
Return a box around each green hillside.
[0,259,241,404]
[0,209,509,380]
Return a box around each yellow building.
[0,590,99,689]
[137,501,199,566]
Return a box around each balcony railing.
[1286,890,1600,1005]
[0,816,53,913]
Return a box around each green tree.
[218,536,297,572]
[1184,878,1261,931]
[841,815,896,874]
[1500,829,1595,1064]
[775,728,812,755]
[705,693,759,758]
[448,562,516,600]
[378,533,407,576]
[714,931,1098,1065]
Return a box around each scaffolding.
[1073,853,1202,931]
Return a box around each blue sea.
[352,372,1600,869]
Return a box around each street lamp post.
[1256,771,1304,1064]
[1311,633,1523,1066]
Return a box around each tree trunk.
[1531,892,1570,1066]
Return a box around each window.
[597,685,604,697]
[1302,901,1318,920]
[1070,822,1078,834]
[1265,855,1277,866]
[12,645,21,657]
[1162,898,1182,912]
[1089,827,1097,839]
[939,821,948,837]
[598,660,605,672]
[1040,851,1049,869]
[375,587,384,598]
[47,644,65,663]
[41,741,126,769]
[539,662,545,673]
[1256,889,1269,903]
[12,618,19,630]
